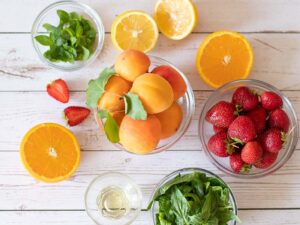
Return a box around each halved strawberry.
[47,79,69,103]
[64,106,90,127]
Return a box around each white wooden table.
[1,0,300,224]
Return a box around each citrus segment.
[20,123,80,183]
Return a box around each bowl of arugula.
[147,168,239,225]
[32,1,104,71]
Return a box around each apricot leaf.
[124,92,147,120]
[86,68,115,108]
[98,109,120,143]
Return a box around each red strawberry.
[268,109,290,132]
[47,79,69,103]
[64,106,90,127]
[232,86,258,111]
[230,153,251,173]
[208,131,231,157]
[254,151,278,169]
[247,106,267,134]
[261,91,283,110]
[258,128,285,153]
[228,116,257,143]
[213,125,227,134]
[241,141,263,164]
[205,101,237,128]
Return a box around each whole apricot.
[152,65,187,100]
[98,75,131,111]
[115,49,150,82]
[119,115,161,154]
[131,73,174,114]
[156,102,183,139]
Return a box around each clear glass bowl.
[149,168,238,225]
[84,172,142,225]
[199,79,299,178]
[31,1,105,71]
[94,55,195,155]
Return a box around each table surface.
[1,0,300,224]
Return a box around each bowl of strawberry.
[199,79,298,178]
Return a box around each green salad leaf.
[98,109,120,143]
[147,171,239,225]
[124,92,147,120]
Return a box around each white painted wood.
[1,210,300,225]
[0,151,300,210]
[0,91,299,151]
[0,33,300,91]
[0,0,300,33]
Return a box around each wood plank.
[0,33,300,91]
[0,0,300,32]
[1,209,300,225]
[0,91,299,151]
[0,150,300,210]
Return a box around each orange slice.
[20,123,80,183]
[196,31,254,88]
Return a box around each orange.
[20,123,80,183]
[196,31,254,88]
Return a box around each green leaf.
[81,46,90,60]
[70,12,79,20]
[98,109,108,118]
[43,23,57,32]
[124,92,147,120]
[35,35,52,46]
[57,9,69,24]
[98,110,120,143]
[170,187,190,224]
[76,23,83,37]
[86,68,116,108]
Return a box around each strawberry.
[258,128,285,153]
[228,116,257,143]
[205,101,237,128]
[241,141,263,164]
[230,153,251,173]
[254,151,278,169]
[268,108,290,132]
[261,91,283,110]
[247,106,267,134]
[232,86,258,111]
[213,125,227,134]
[47,79,70,103]
[64,106,90,127]
[208,131,231,157]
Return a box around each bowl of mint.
[32,1,104,71]
[147,168,240,225]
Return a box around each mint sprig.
[124,92,147,120]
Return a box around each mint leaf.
[86,68,116,108]
[98,110,120,143]
[124,92,147,120]
[57,9,69,24]
[35,35,52,46]
[81,46,90,60]
[98,109,108,118]
[43,23,57,32]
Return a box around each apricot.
[115,49,151,82]
[152,65,187,100]
[110,111,125,126]
[119,115,161,154]
[131,73,174,114]
[98,75,131,111]
[156,102,183,139]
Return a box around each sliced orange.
[20,123,80,183]
[196,31,254,88]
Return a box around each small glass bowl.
[149,168,238,225]
[31,1,105,71]
[199,79,299,178]
[94,55,195,155]
[84,172,142,225]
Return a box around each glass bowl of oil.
[84,172,142,225]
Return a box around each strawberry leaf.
[124,92,147,120]
[86,68,116,108]
[98,109,120,143]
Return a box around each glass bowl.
[199,79,299,178]
[84,172,142,225]
[149,168,238,225]
[31,1,105,71]
[94,55,195,155]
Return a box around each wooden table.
[1,0,300,224]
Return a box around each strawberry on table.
[258,128,285,153]
[261,91,283,110]
[268,108,290,132]
[232,86,258,111]
[205,101,237,128]
[254,151,278,169]
[228,116,257,143]
[47,79,70,103]
[230,153,251,173]
[241,141,263,164]
[208,131,233,157]
[247,106,267,134]
[64,106,91,127]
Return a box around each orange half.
[20,123,80,183]
[196,31,254,88]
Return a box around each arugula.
[34,10,96,63]
[98,109,120,143]
[147,171,239,225]
[124,92,147,120]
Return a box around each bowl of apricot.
[89,49,195,155]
